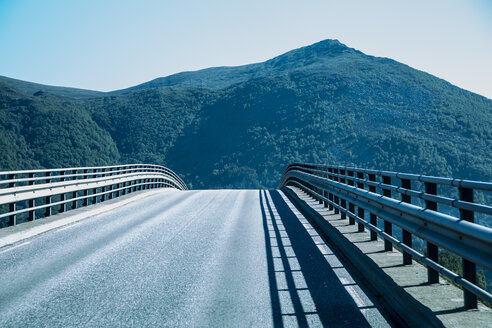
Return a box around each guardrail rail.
[0,164,187,228]
[280,163,492,309]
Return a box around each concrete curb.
[0,189,171,249]
[282,186,445,328]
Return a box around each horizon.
[0,0,491,98]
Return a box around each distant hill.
[0,75,104,99]
[1,39,491,195]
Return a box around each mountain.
[1,39,491,195]
[114,40,362,92]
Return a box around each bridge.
[0,164,491,327]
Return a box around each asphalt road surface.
[0,189,390,327]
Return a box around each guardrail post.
[59,171,66,213]
[102,168,107,201]
[72,169,78,209]
[340,170,347,220]
[117,167,123,197]
[45,172,52,217]
[28,173,36,221]
[108,168,114,200]
[138,166,142,191]
[137,173,141,191]
[113,169,118,196]
[425,182,439,283]
[109,168,115,200]
[92,169,98,204]
[347,171,355,225]
[333,169,339,214]
[328,168,334,211]
[8,174,16,226]
[356,171,365,232]
[382,175,393,251]
[83,169,89,206]
[322,168,328,208]
[122,167,127,195]
[308,182,315,199]
[459,187,477,309]
[368,174,377,241]
[401,178,412,265]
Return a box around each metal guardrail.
[0,164,187,228]
[280,163,492,309]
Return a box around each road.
[0,189,390,327]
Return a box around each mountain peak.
[265,39,361,70]
[305,39,354,53]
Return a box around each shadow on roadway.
[260,189,378,327]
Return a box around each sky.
[0,0,491,98]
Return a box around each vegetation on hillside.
[1,39,491,193]
[0,82,119,169]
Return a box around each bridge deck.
[0,189,389,327]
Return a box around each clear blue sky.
[0,0,491,98]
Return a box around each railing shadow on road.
[259,189,384,327]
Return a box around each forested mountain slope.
[0,82,118,169]
[1,39,491,192]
